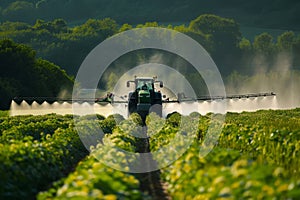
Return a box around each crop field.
[0,109,300,199]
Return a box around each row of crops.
[149,110,300,199]
[0,113,151,199]
[0,114,87,199]
[0,109,300,199]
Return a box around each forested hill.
[0,39,73,110]
[0,0,300,30]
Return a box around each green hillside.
[0,39,73,110]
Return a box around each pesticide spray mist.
[9,51,300,117]
[9,100,117,117]
[225,52,300,113]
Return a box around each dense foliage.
[0,0,300,30]
[0,39,73,109]
[0,18,119,75]
[0,114,87,199]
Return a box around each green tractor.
[127,76,164,120]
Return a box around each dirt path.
[136,127,171,200]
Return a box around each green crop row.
[148,110,300,199]
[0,116,72,143]
[0,127,87,199]
[38,156,144,200]
[164,146,300,199]
[219,110,300,177]
[38,113,147,199]
[0,114,121,199]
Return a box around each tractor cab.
[127,76,163,120]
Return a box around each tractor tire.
[128,92,137,116]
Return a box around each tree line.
[0,39,73,109]
[1,14,299,76]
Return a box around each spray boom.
[11,76,276,117]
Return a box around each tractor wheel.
[128,92,137,116]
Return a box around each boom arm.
[163,92,276,103]
[13,96,114,103]
[14,92,276,104]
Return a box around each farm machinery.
[12,76,276,119]
[122,76,275,120]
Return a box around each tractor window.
[137,80,153,90]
